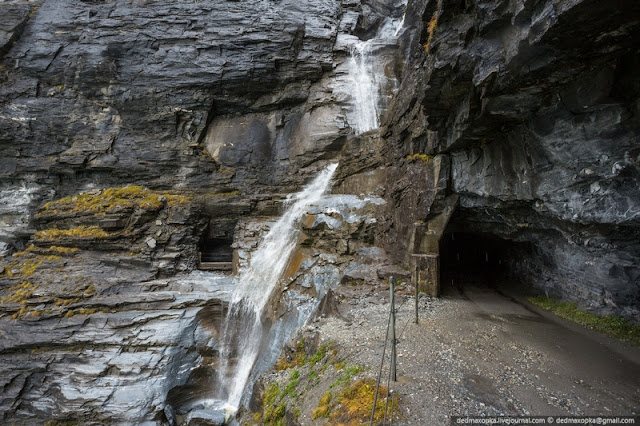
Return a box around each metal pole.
[389,276,396,382]
[370,312,391,426]
[414,271,419,324]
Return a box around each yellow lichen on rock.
[1,282,36,304]
[35,226,110,241]
[38,185,191,216]
[45,246,80,255]
[406,153,433,163]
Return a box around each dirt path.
[303,282,640,425]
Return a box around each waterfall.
[349,42,380,134]
[216,163,339,412]
[347,6,407,134]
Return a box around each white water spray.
[347,7,407,134]
[217,163,338,411]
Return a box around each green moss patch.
[256,339,398,426]
[275,338,307,370]
[35,226,111,242]
[38,185,190,216]
[528,296,640,346]
[406,153,433,163]
[255,383,288,426]
[314,379,398,425]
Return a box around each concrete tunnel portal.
[411,195,536,297]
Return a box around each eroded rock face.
[0,1,406,422]
[0,0,408,252]
[382,0,640,318]
[1,0,639,422]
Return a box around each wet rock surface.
[0,271,234,423]
[0,0,405,254]
[0,181,392,422]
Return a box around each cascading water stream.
[349,43,380,134]
[208,4,406,416]
[216,163,338,412]
[347,5,407,134]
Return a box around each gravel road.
[300,282,640,425]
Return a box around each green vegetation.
[2,281,35,305]
[529,296,640,346]
[313,380,398,425]
[209,190,240,198]
[256,383,287,426]
[35,226,110,241]
[331,364,364,389]
[0,243,97,320]
[309,344,328,367]
[312,390,333,419]
[13,245,79,258]
[336,379,398,425]
[28,5,39,18]
[406,153,433,163]
[38,185,191,216]
[259,341,398,425]
[20,259,42,277]
[46,246,80,255]
[281,369,300,400]
[275,338,307,370]
[422,0,441,53]
[1,258,43,279]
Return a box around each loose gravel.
[288,283,640,425]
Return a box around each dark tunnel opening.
[199,238,234,263]
[439,232,531,294]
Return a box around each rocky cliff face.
[381,0,640,318]
[0,0,404,422]
[0,0,405,253]
[0,0,638,423]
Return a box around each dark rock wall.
[0,0,410,253]
[0,0,403,422]
[383,0,640,318]
[0,0,343,178]
[0,0,639,422]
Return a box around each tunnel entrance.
[200,238,233,263]
[439,232,514,294]
[198,237,234,272]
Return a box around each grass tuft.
[315,379,398,425]
[275,338,307,370]
[35,226,110,241]
[259,383,288,426]
[38,185,190,216]
[423,12,438,53]
[312,390,333,419]
[309,344,328,367]
[529,296,640,346]
[337,379,397,424]
[406,153,433,163]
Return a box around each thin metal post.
[370,312,391,426]
[389,276,396,382]
[414,272,419,324]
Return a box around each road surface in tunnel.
[426,280,640,421]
